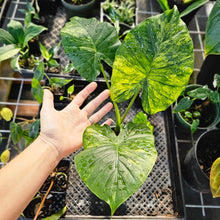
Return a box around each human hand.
[39,82,113,159]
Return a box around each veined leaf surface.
[61,17,120,82]
[75,123,157,215]
[210,157,220,198]
[111,7,194,115]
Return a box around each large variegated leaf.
[0,44,20,62]
[61,17,120,82]
[111,7,194,115]
[210,157,220,198]
[75,123,157,215]
[205,0,220,56]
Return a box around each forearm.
[0,136,60,220]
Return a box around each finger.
[88,102,113,124]
[101,118,113,126]
[68,82,97,108]
[42,89,54,110]
[83,89,110,115]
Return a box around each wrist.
[37,134,62,162]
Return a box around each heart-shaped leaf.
[61,17,121,82]
[75,123,157,215]
[110,7,194,115]
[210,157,220,198]
[205,0,220,56]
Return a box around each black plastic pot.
[61,0,95,19]
[174,84,220,131]
[182,129,220,192]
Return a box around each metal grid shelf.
[1,0,220,219]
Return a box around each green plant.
[157,0,209,18]
[0,14,47,72]
[102,0,135,35]
[173,74,220,132]
[61,6,194,215]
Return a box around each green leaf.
[48,58,59,67]
[210,91,220,104]
[75,123,157,215]
[173,97,194,113]
[0,107,13,121]
[191,118,199,133]
[31,78,44,103]
[205,0,220,56]
[34,61,45,81]
[111,7,194,115]
[0,44,20,62]
[7,20,24,45]
[157,0,170,11]
[23,22,47,47]
[61,17,121,82]
[210,157,220,198]
[29,119,40,139]
[1,149,10,163]
[180,0,209,18]
[39,43,51,61]
[187,86,210,99]
[49,78,72,88]
[42,206,67,220]
[10,55,21,72]
[10,122,23,144]
[0,28,16,44]
[133,112,154,133]
[213,74,220,90]
[67,85,74,95]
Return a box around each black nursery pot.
[182,129,220,192]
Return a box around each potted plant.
[183,128,220,193]
[157,0,209,25]
[100,0,136,38]
[61,0,96,19]
[0,14,47,76]
[60,5,194,215]
[173,74,220,133]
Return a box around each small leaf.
[210,91,220,104]
[29,119,40,139]
[49,78,72,88]
[31,78,44,104]
[39,43,51,61]
[213,74,220,90]
[0,149,10,163]
[187,86,210,99]
[75,123,157,215]
[48,58,59,67]
[0,107,13,121]
[42,205,67,220]
[67,85,74,95]
[210,157,220,198]
[34,61,45,81]
[173,97,194,113]
[10,122,23,144]
[23,22,47,48]
[191,119,199,133]
[133,112,154,133]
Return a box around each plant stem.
[100,63,121,133]
[121,89,140,124]
[33,176,54,220]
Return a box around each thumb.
[42,89,54,110]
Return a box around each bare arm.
[0,82,113,220]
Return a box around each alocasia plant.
[61,6,194,215]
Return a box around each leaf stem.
[121,89,141,124]
[100,63,121,133]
